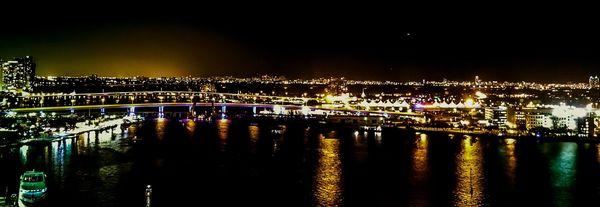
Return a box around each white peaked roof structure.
[359,99,412,108]
[358,99,482,109]
[399,101,410,108]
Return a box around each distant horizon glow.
[2,8,600,82]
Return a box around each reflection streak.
[217,119,230,151]
[549,143,577,206]
[504,138,517,187]
[248,125,259,154]
[313,134,343,206]
[412,134,429,182]
[453,137,484,206]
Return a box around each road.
[9,102,425,118]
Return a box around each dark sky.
[1,4,599,82]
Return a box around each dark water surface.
[1,119,599,206]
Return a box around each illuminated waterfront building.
[551,105,587,130]
[508,107,528,130]
[1,56,36,93]
[525,112,553,130]
[485,106,507,129]
[576,116,596,137]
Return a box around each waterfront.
[1,119,599,206]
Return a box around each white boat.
[18,171,47,207]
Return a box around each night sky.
[1,5,598,82]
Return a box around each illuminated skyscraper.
[1,56,36,93]
[475,75,481,85]
[0,58,4,89]
[589,75,599,88]
[485,106,507,130]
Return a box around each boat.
[18,171,47,207]
[271,125,286,134]
[358,125,382,132]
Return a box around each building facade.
[590,75,599,88]
[525,112,553,130]
[485,106,507,129]
[1,56,36,93]
[576,116,596,137]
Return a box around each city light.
[1,15,600,207]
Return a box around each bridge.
[11,90,426,122]
[14,90,315,109]
[9,102,426,122]
[22,90,314,102]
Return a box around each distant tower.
[1,56,36,93]
[589,75,599,88]
[361,88,366,98]
[475,75,481,85]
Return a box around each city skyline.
[1,56,599,84]
[2,6,600,206]
[2,6,600,82]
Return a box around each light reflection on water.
[597,144,600,163]
[504,138,517,188]
[408,133,430,206]
[14,128,130,191]
[2,121,599,206]
[217,119,230,151]
[51,139,71,188]
[185,119,196,137]
[19,145,29,164]
[452,136,485,207]
[272,125,287,155]
[313,133,343,207]
[548,143,577,206]
[374,132,382,146]
[97,162,132,206]
[248,125,259,154]
[155,118,167,140]
[412,134,429,180]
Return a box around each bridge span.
[22,90,315,101]
[9,102,425,121]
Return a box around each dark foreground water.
[1,119,599,207]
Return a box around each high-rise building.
[0,58,4,90]
[485,106,507,130]
[576,116,596,137]
[589,75,599,88]
[1,56,36,93]
[507,106,527,130]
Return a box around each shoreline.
[0,116,141,148]
[383,126,600,143]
